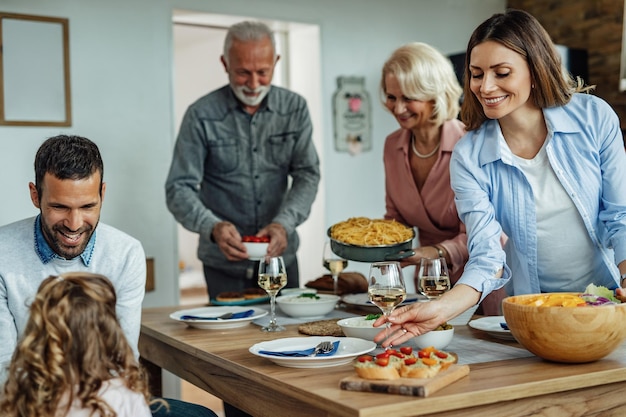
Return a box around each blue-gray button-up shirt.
[451,93,626,300]
[165,85,320,271]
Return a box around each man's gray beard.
[231,84,270,106]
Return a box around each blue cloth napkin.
[259,340,340,357]
[180,309,255,321]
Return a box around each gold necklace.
[411,135,440,158]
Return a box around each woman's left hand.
[616,287,626,303]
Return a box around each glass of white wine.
[417,257,451,300]
[258,255,288,332]
[323,242,348,295]
[367,261,406,339]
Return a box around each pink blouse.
[383,118,467,282]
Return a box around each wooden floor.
[180,286,226,417]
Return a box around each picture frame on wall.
[0,12,71,127]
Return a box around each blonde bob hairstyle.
[380,42,462,126]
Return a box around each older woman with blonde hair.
[380,41,504,315]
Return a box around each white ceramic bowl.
[280,288,318,297]
[412,326,454,350]
[337,316,385,341]
[276,293,339,318]
[243,242,269,260]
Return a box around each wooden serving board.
[339,364,470,397]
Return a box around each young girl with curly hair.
[0,272,165,417]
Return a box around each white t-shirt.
[56,378,151,417]
[511,139,597,292]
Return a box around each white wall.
[0,0,506,308]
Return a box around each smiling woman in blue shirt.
[371,9,626,348]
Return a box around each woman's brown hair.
[461,9,589,131]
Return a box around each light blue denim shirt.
[165,85,320,271]
[34,214,95,265]
[451,93,626,300]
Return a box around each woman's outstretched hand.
[372,284,482,348]
[372,301,446,347]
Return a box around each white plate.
[341,293,428,312]
[170,306,268,330]
[249,336,376,368]
[468,316,516,341]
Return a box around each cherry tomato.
[435,351,448,359]
[387,349,404,358]
[422,357,438,366]
[375,357,390,367]
[357,355,374,362]
[404,357,417,365]
[399,346,413,355]
[375,352,390,359]
[241,235,270,243]
[242,235,271,243]
[418,351,430,359]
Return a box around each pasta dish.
[330,217,414,246]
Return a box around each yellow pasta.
[330,217,413,246]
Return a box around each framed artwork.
[0,12,71,126]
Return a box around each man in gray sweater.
[0,135,216,417]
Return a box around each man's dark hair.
[34,135,104,196]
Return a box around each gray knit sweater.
[0,216,146,386]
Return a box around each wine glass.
[417,257,451,300]
[258,255,288,332]
[322,242,348,295]
[367,261,406,339]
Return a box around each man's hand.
[257,223,287,257]
[211,222,248,261]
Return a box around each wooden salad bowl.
[502,292,626,363]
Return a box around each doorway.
[171,10,326,302]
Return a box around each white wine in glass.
[258,256,288,332]
[368,261,406,339]
[417,257,451,300]
[323,242,348,295]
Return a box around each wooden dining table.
[139,304,626,417]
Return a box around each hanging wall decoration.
[332,76,371,155]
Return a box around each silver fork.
[309,341,334,356]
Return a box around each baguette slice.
[398,362,441,379]
[400,348,458,378]
[354,361,400,380]
[438,352,458,371]
[353,347,458,381]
